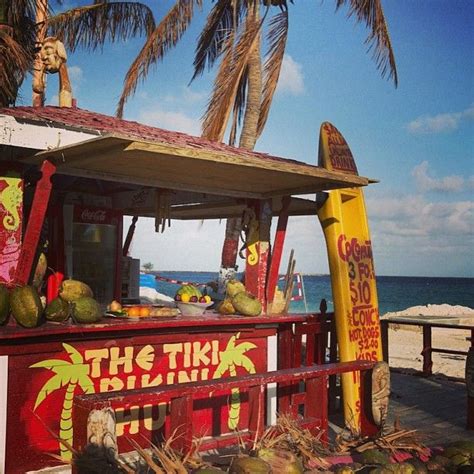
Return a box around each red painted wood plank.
[170,395,194,452]
[14,160,56,285]
[74,362,375,408]
[266,196,290,306]
[0,314,311,345]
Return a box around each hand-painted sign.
[0,175,22,285]
[317,122,382,433]
[6,331,265,473]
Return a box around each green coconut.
[72,296,102,323]
[426,455,454,471]
[449,441,474,457]
[45,297,70,322]
[59,279,93,302]
[232,291,262,316]
[10,285,43,328]
[226,280,246,298]
[229,455,271,474]
[32,252,47,289]
[0,285,10,325]
[257,448,304,473]
[361,449,391,466]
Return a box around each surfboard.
[317,122,383,433]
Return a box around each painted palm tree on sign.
[213,332,257,430]
[117,0,398,288]
[30,342,95,461]
[0,0,155,107]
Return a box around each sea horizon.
[142,271,474,315]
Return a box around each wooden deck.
[328,369,472,446]
[387,369,473,445]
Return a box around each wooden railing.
[72,360,377,456]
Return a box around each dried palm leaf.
[255,414,330,470]
[192,0,235,81]
[336,0,398,86]
[201,15,263,141]
[117,0,202,117]
[256,8,288,137]
[0,29,30,106]
[47,2,155,53]
[228,65,248,146]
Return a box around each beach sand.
[383,304,474,379]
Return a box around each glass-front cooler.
[64,205,123,304]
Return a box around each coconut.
[216,298,236,315]
[258,448,304,473]
[226,280,245,298]
[361,448,390,466]
[229,455,271,473]
[10,285,43,328]
[72,296,102,323]
[45,297,70,322]
[59,279,93,302]
[232,291,262,316]
[32,252,47,288]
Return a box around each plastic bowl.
[177,301,213,316]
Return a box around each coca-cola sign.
[80,208,107,223]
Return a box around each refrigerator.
[63,205,123,304]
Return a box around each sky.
[18,0,474,277]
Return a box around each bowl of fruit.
[175,285,213,316]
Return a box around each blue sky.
[19,1,474,277]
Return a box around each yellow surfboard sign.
[317,122,382,432]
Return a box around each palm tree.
[213,332,257,430]
[0,0,155,107]
[117,0,398,290]
[0,0,36,106]
[30,342,95,461]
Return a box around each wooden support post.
[277,322,294,414]
[305,375,329,441]
[422,325,433,376]
[381,319,389,363]
[14,160,56,285]
[245,200,272,309]
[359,368,379,438]
[266,196,290,313]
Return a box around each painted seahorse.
[0,178,22,231]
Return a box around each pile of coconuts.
[216,280,262,317]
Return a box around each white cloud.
[276,54,304,95]
[412,161,466,192]
[164,87,207,105]
[139,107,201,135]
[68,65,83,84]
[367,194,473,238]
[406,104,474,134]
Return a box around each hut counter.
[0,313,318,474]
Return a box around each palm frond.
[62,342,84,365]
[228,65,248,146]
[47,2,155,53]
[257,9,288,136]
[0,29,32,106]
[116,0,202,118]
[201,15,263,142]
[336,0,398,86]
[192,0,245,81]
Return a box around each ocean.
[142,272,474,315]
